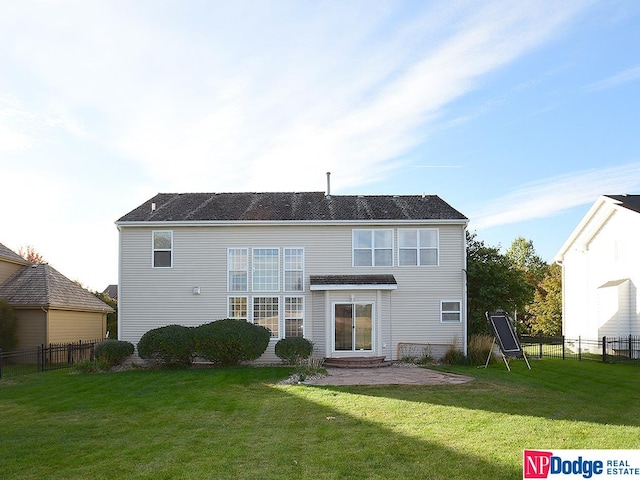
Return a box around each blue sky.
[1,0,639,291]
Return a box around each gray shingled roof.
[117,192,467,223]
[310,275,398,286]
[606,195,640,214]
[0,242,30,265]
[0,264,113,312]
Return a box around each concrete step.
[323,356,389,368]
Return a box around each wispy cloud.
[468,161,640,230]
[584,65,640,92]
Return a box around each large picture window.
[252,248,280,291]
[228,248,248,291]
[353,229,393,266]
[284,248,304,292]
[254,297,279,338]
[152,231,173,268]
[398,229,439,266]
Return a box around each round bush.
[194,319,270,366]
[274,337,314,364]
[94,339,134,367]
[137,324,195,368]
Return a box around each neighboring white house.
[116,191,469,362]
[555,195,640,342]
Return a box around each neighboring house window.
[398,229,439,266]
[353,229,393,266]
[253,248,280,291]
[228,297,248,320]
[228,248,248,291]
[284,296,304,337]
[284,248,304,292]
[152,231,173,268]
[254,296,279,338]
[441,301,461,323]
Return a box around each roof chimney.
[326,172,331,199]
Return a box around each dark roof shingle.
[117,192,467,223]
[605,194,640,214]
[0,264,113,312]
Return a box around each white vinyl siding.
[152,231,173,268]
[353,229,393,266]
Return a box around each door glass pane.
[334,304,353,351]
[355,304,372,350]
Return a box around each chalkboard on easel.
[486,311,522,357]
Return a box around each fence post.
[578,336,581,361]
[538,333,543,359]
[39,344,44,372]
[562,336,565,360]
[629,335,633,359]
[602,336,607,363]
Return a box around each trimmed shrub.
[95,339,135,367]
[274,337,314,364]
[194,319,270,366]
[137,325,195,368]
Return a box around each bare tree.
[18,245,46,264]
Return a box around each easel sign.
[485,311,531,371]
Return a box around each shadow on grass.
[307,359,640,427]
[0,367,521,480]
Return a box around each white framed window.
[441,300,461,323]
[152,231,173,268]
[253,296,279,338]
[228,248,248,291]
[252,248,280,291]
[353,229,393,266]
[284,296,304,337]
[398,228,439,266]
[228,296,248,320]
[284,248,304,292]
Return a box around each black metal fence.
[0,340,100,379]
[520,334,640,364]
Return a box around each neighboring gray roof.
[0,264,114,312]
[0,242,29,266]
[118,192,467,223]
[103,284,118,299]
[605,195,640,214]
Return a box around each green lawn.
[1,360,638,479]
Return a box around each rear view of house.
[116,191,468,362]
[555,195,640,341]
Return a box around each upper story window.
[253,248,280,291]
[228,248,248,291]
[152,231,173,268]
[353,229,393,267]
[284,248,304,291]
[398,229,439,266]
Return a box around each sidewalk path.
[304,366,474,386]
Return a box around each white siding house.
[555,195,640,343]
[117,192,468,362]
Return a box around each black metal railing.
[520,334,640,364]
[0,340,101,379]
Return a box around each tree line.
[467,232,562,337]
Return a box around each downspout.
[462,225,468,356]
[41,306,49,345]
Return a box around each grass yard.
[1,360,639,479]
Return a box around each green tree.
[466,232,534,335]
[93,292,117,338]
[505,237,547,284]
[527,263,562,335]
[0,298,19,351]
